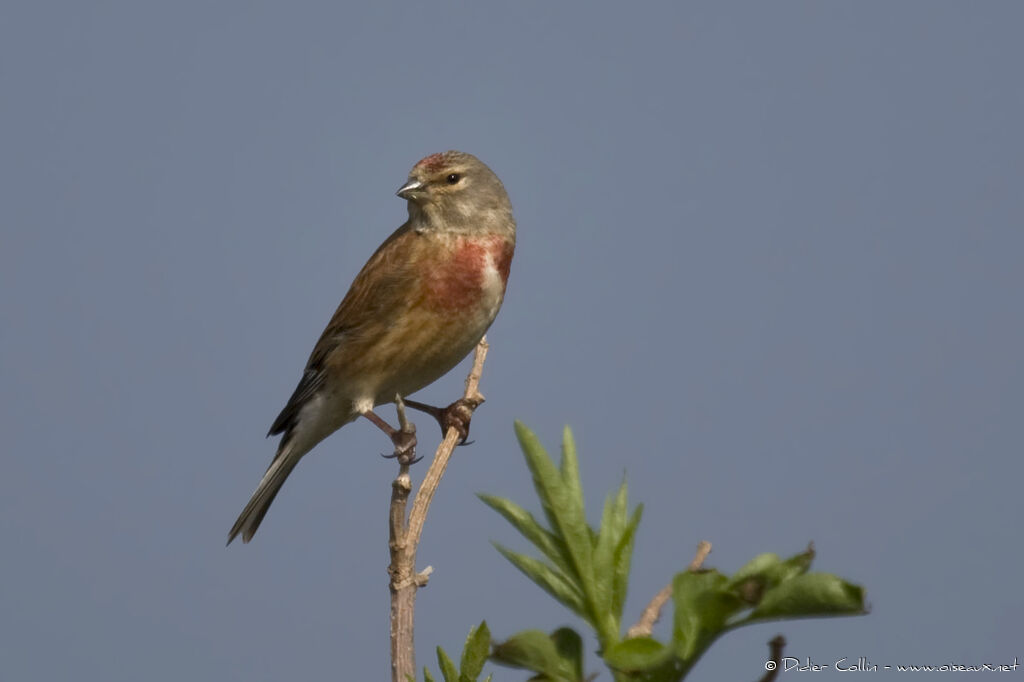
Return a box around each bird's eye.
[446,173,461,185]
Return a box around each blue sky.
[2,2,1022,680]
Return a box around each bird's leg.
[362,409,419,464]
[402,397,481,445]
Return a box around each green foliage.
[490,628,584,682]
[479,423,642,652]
[425,622,493,682]
[479,421,866,682]
[603,637,672,673]
[599,546,865,681]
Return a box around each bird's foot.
[403,397,481,445]
[363,409,420,464]
[382,428,420,464]
[442,398,479,445]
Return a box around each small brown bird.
[228,151,516,544]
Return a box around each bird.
[227,151,516,544]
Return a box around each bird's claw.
[383,427,418,464]
[382,450,423,465]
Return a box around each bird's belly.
[370,299,497,403]
[337,293,501,407]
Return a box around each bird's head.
[397,151,513,235]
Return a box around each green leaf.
[424,667,435,682]
[729,545,818,607]
[611,504,643,624]
[513,422,595,615]
[603,636,672,672]
[490,629,572,680]
[437,646,459,682]
[478,494,574,577]
[493,543,586,616]
[728,552,780,605]
[592,480,629,610]
[773,544,816,582]
[560,426,584,517]
[729,553,781,586]
[611,475,629,533]
[590,490,619,632]
[460,621,491,680]
[748,572,866,621]
[513,422,565,536]
[550,627,584,681]
[672,570,745,661]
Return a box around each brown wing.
[268,222,421,437]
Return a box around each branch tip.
[758,635,787,682]
[627,540,712,638]
[688,540,712,571]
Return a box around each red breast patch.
[422,236,513,312]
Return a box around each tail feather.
[227,441,303,544]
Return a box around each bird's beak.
[396,179,425,200]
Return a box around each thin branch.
[687,539,712,571]
[388,337,490,682]
[388,463,413,681]
[757,635,787,682]
[626,540,711,638]
[406,338,487,548]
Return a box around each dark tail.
[227,440,303,544]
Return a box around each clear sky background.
[2,2,1021,680]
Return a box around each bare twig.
[687,540,712,572]
[757,635,787,682]
[388,337,490,682]
[626,540,711,638]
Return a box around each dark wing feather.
[267,367,326,437]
